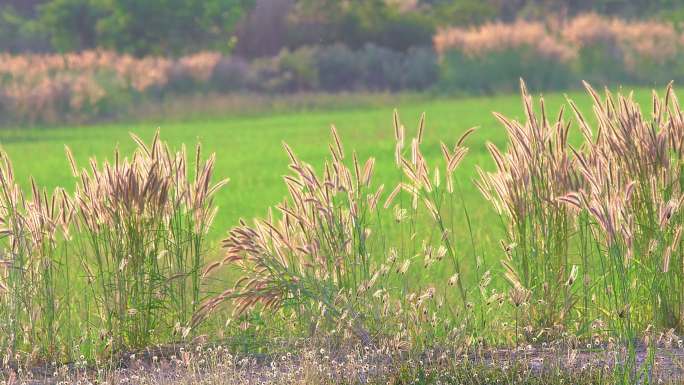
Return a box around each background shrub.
[401,46,439,90]
[7,12,684,125]
[315,44,364,92]
[276,46,319,92]
[435,20,577,93]
[248,56,289,93]
[166,62,201,94]
[440,48,574,93]
[358,43,404,91]
[210,56,251,92]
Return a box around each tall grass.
[0,132,227,362]
[201,81,684,383]
[197,126,385,342]
[476,82,581,331]
[567,84,684,332]
[198,115,488,351]
[475,81,684,382]
[2,80,684,385]
[67,132,227,350]
[0,155,73,360]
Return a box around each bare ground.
[5,341,684,384]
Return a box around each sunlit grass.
[1,87,675,385]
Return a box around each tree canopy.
[3,0,684,56]
[1,0,253,55]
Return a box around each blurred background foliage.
[4,0,684,56]
[4,0,684,124]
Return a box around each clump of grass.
[384,110,493,348]
[198,126,388,342]
[476,80,684,383]
[557,83,684,383]
[477,81,582,332]
[565,83,684,332]
[0,151,73,361]
[387,111,475,307]
[67,131,228,350]
[0,132,227,362]
[200,113,482,352]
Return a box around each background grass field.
[0,87,652,256]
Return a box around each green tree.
[0,2,51,52]
[38,0,106,51]
[96,0,254,56]
[286,0,434,51]
[421,0,497,26]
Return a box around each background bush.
[401,46,439,90]
[434,15,684,93]
[315,44,365,92]
[210,56,251,92]
[439,48,575,93]
[8,13,684,125]
[359,43,404,91]
[274,46,319,92]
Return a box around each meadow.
[2,85,680,385]
[0,88,641,246]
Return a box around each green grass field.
[0,88,652,253]
[3,86,681,384]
